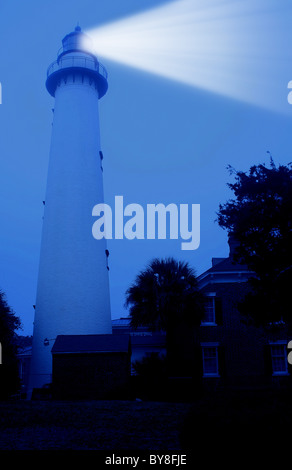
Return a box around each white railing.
[47,55,107,80]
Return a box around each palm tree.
[125,257,205,375]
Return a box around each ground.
[0,399,190,451]
[0,389,291,454]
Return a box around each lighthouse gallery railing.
[47,55,108,80]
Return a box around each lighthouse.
[28,27,112,395]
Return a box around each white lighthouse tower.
[28,26,112,395]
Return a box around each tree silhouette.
[125,257,205,374]
[217,158,292,326]
[0,290,22,398]
[132,352,167,378]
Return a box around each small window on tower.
[99,151,104,171]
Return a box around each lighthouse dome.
[46,26,108,98]
[58,25,94,59]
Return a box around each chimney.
[228,233,240,260]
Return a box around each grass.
[0,399,191,451]
[0,388,292,452]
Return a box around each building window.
[202,343,220,377]
[270,343,288,375]
[201,293,216,325]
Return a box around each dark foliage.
[0,290,22,398]
[16,334,32,349]
[125,257,205,377]
[132,352,167,378]
[125,257,205,332]
[217,158,292,326]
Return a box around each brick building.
[195,238,292,390]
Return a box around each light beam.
[83,0,292,113]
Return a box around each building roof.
[51,334,131,354]
[197,254,254,289]
[112,317,162,335]
[204,256,251,274]
[199,234,253,276]
[17,346,32,357]
[112,318,131,327]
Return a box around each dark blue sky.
[1,0,292,335]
